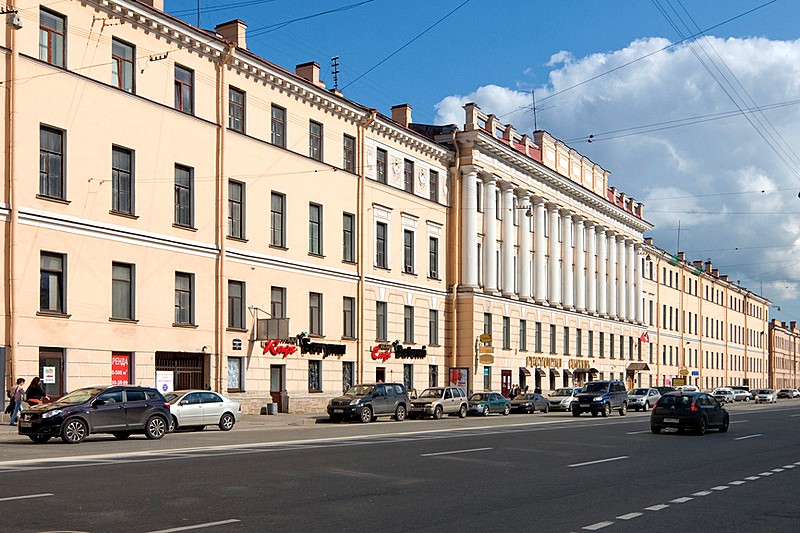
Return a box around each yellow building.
[768,319,799,389]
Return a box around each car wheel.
[359,406,373,423]
[394,405,407,422]
[602,403,611,417]
[458,404,467,418]
[619,403,627,416]
[695,417,707,435]
[482,405,490,416]
[572,409,581,417]
[650,425,661,434]
[643,402,650,412]
[145,416,168,440]
[61,418,88,444]
[433,406,443,420]
[112,431,132,440]
[219,412,236,431]
[28,435,51,444]
[719,414,730,433]
[502,404,510,416]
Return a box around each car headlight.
[42,409,62,419]
[593,396,603,402]
[349,399,360,405]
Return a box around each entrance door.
[270,365,285,413]
[376,367,386,383]
[501,370,512,397]
[39,349,64,400]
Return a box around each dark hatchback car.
[650,391,729,435]
[17,385,171,444]
[510,393,549,414]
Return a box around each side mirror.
[92,399,106,407]
[179,400,189,406]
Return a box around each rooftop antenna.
[532,90,538,131]
[331,56,340,90]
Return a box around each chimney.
[216,20,247,50]
[704,261,712,273]
[139,0,164,11]
[296,62,325,89]
[791,321,797,330]
[677,252,685,261]
[391,104,413,128]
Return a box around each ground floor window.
[429,365,438,388]
[376,367,386,383]
[39,347,65,399]
[483,366,491,391]
[227,357,244,392]
[403,364,413,391]
[342,361,354,392]
[308,360,322,392]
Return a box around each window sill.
[269,244,288,251]
[173,223,197,232]
[37,311,71,319]
[427,276,441,281]
[341,336,356,341]
[309,334,325,339]
[342,260,357,266]
[109,317,139,324]
[402,271,418,277]
[227,236,248,243]
[109,210,139,220]
[227,388,245,394]
[36,194,70,205]
[172,323,198,328]
[308,252,325,259]
[375,265,390,271]
[226,327,248,333]
[308,390,324,394]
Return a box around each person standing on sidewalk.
[9,377,26,426]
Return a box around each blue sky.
[167,0,800,318]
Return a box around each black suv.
[572,380,628,417]
[17,385,171,444]
[327,383,409,423]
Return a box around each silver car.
[754,389,777,404]
[628,387,661,411]
[164,390,242,431]
[548,387,582,412]
[409,387,468,419]
[731,388,751,401]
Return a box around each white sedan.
[754,389,777,404]
[164,390,242,431]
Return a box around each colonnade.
[461,166,644,323]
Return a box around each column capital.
[615,233,627,243]
[480,173,498,185]
[634,242,644,253]
[572,214,585,224]
[531,195,547,206]
[595,224,607,234]
[498,180,515,191]
[544,201,560,211]
[559,208,574,218]
[605,228,617,238]
[515,188,532,201]
[459,164,483,176]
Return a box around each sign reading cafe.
[262,335,348,359]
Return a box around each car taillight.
[690,401,699,412]
[653,399,662,409]
[164,402,171,410]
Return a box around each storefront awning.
[550,368,560,377]
[519,367,531,377]
[534,368,546,377]
[562,369,573,378]
[572,367,598,374]
[626,363,650,372]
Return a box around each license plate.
[333,409,343,413]
[20,421,31,428]
[663,418,678,424]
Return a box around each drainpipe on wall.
[356,109,377,385]
[446,129,460,386]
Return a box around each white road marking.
[730,420,749,423]
[616,513,642,520]
[146,519,241,533]
[734,434,762,440]
[670,497,693,503]
[784,465,796,469]
[625,430,651,435]
[692,491,712,496]
[711,485,729,491]
[420,447,492,457]
[729,480,746,485]
[744,476,761,481]
[0,493,53,503]
[645,504,669,511]
[771,468,784,472]
[795,461,800,465]
[568,456,629,468]
[789,414,800,417]
[759,472,774,476]
[582,521,614,530]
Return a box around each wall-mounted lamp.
[515,205,533,217]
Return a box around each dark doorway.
[270,365,285,412]
[501,369,512,397]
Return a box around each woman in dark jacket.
[25,377,49,405]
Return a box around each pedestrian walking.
[25,377,49,406]
[9,377,26,426]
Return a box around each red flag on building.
[639,331,650,343]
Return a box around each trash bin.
[267,403,278,415]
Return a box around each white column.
[634,243,644,323]
[626,240,636,321]
[586,221,597,314]
[518,191,532,300]
[501,183,515,297]
[482,175,498,292]
[547,203,561,305]
[561,210,574,309]
[461,166,479,288]
[596,226,607,316]
[533,197,547,303]
[617,236,627,321]
[574,216,586,312]
[607,231,617,318]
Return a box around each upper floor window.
[376,148,387,184]
[228,180,244,239]
[309,121,323,161]
[376,301,387,341]
[404,306,415,344]
[174,272,194,325]
[343,296,355,339]
[40,252,65,314]
[309,203,322,255]
[309,292,323,336]
[228,87,245,133]
[404,159,414,193]
[270,286,286,319]
[429,170,439,203]
[111,262,134,320]
[343,213,355,262]
[428,237,439,279]
[343,135,356,173]
[228,280,245,329]
[403,229,414,274]
[40,126,64,200]
[174,65,194,115]
[111,38,134,92]
[271,105,286,147]
[376,221,388,269]
[270,192,286,248]
[174,164,194,227]
[111,146,133,215]
[39,9,66,67]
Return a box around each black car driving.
[17,385,171,444]
[650,391,730,435]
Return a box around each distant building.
[768,319,800,389]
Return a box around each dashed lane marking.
[616,513,642,520]
[0,493,53,502]
[420,447,492,457]
[711,485,729,491]
[759,472,774,476]
[568,456,629,468]
[744,476,761,481]
[146,519,241,533]
[645,504,669,511]
[670,497,693,503]
[734,434,762,440]
[582,521,614,531]
[729,480,746,485]
[692,490,712,496]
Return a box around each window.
[174,65,194,114]
[343,135,356,172]
[174,272,194,325]
[484,313,492,337]
[588,330,594,357]
[228,180,244,239]
[111,38,134,92]
[342,361,354,392]
[429,170,439,202]
[404,159,414,193]
[111,262,134,320]
[429,365,438,387]
[610,334,615,359]
[376,301,387,341]
[519,320,527,351]
[484,366,492,391]
[576,329,582,357]
[599,332,605,358]
[271,105,286,147]
[309,203,322,255]
[376,221,388,268]
[404,305,415,344]
[308,360,322,392]
[309,121,322,161]
[228,87,245,133]
[535,322,542,352]
[39,9,65,67]
[343,213,355,262]
[270,287,286,319]
[40,252,65,314]
[376,148,387,184]
[270,192,285,247]
[403,229,414,273]
[228,280,245,329]
[563,326,570,355]
[550,324,556,354]
[429,310,439,345]
[403,364,413,390]
[111,146,133,214]
[309,292,322,336]
[174,164,193,227]
[343,297,355,339]
[40,126,64,200]
[503,317,511,349]
[227,357,244,391]
[428,237,439,279]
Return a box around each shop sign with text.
[262,340,298,359]
[526,356,562,368]
[371,344,392,363]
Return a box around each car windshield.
[514,394,533,400]
[344,385,374,396]
[418,388,444,399]
[551,388,573,396]
[583,382,609,393]
[713,389,729,394]
[163,393,182,403]
[55,387,107,405]
[470,393,487,402]
[757,390,771,394]
[630,388,649,395]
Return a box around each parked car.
[650,391,729,435]
[327,383,409,423]
[17,385,170,444]
[731,388,752,402]
[654,386,677,396]
[777,389,795,399]
[675,385,699,393]
[408,387,468,419]
[572,380,628,417]
[628,387,661,411]
[548,387,582,412]
[712,388,735,404]
[754,389,777,404]
[467,392,510,416]
[794,389,800,398]
[164,390,241,431]
[510,393,549,414]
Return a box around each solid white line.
[146,519,241,533]
[568,456,629,468]
[789,414,800,417]
[734,434,762,440]
[616,512,642,520]
[670,497,693,503]
[420,447,492,457]
[0,493,53,503]
[582,521,614,530]
[645,504,669,511]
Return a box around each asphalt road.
[1,401,799,533]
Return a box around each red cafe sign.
[262,340,297,359]
[371,345,392,363]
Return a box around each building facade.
[768,319,799,389]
